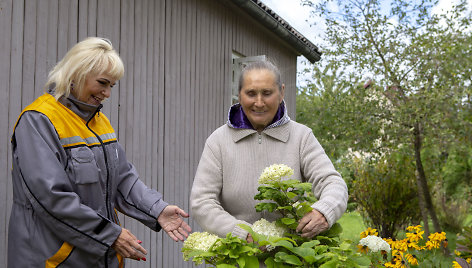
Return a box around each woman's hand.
[246,233,254,243]
[296,209,329,239]
[157,205,192,242]
[112,228,147,261]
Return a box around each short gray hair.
[238,60,282,92]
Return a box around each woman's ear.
[280,84,285,103]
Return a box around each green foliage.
[348,152,421,238]
[183,166,371,267]
[455,226,472,266]
[297,0,472,232]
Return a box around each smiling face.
[73,73,116,106]
[239,69,285,132]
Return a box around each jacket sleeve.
[299,130,348,227]
[190,139,250,239]
[12,111,122,256]
[114,142,168,231]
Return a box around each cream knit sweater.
[190,120,348,239]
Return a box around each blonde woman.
[8,37,190,267]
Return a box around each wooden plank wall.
[0,0,299,267]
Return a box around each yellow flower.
[357,244,369,254]
[405,253,418,265]
[425,240,440,250]
[406,225,422,233]
[391,239,408,252]
[406,230,424,242]
[405,239,421,250]
[468,258,471,264]
[455,250,461,256]
[428,232,446,243]
[452,261,462,268]
[360,227,378,238]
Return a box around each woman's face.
[239,69,284,132]
[73,73,116,105]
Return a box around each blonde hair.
[45,37,124,99]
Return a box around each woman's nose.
[254,95,264,107]
[102,87,111,98]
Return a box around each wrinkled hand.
[296,209,329,239]
[157,205,192,242]
[112,228,147,261]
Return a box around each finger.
[177,227,189,239]
[177,208,190,218]
[180,222,192,234]
[133,243,148,255]
[296,218,309,233]
[173,229,185,241]
[167,230,179,242]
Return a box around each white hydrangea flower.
[258,164,294,185]
[358,235,391,252]
[183,232,219,252]
[252,218,287,238]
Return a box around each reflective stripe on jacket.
[8,93,168,267]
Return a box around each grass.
[337,211,460,267]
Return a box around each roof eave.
[229,0,321,63]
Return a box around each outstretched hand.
[296,209,329,239]
[157,205,192,242]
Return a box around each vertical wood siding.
[0,0,299,266]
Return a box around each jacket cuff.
[149,199,169,231]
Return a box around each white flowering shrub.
[258,164,294,184]
[252,218,286,238]
[182,164,371,267]
[358,235,391,253]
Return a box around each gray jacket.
[8,93,168,267]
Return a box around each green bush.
[348,152,421,239]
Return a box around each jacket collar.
[227,100,291,143]
[51,89,101,122]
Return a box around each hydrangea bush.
[182,164,370,267]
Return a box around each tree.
[299,0,472,236]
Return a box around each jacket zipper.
[85,105,112,268]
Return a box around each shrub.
[348,152,421,239]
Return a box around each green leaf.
[289,247,317,262]
[273,239,294,249]
[217,264,237,268]
[255,202,278,212]
[319,259,339,268]
[280,218,296,225]
[286,192,297,199]
[301,240,320,248]
[274,252,303,266]
[351,255,372,266]
[242,255,259,268]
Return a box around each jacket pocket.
[70,147,100,184]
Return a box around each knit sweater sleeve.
[299,130,348,227]
[190,137,250,239]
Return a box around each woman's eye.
[97,80,107,85]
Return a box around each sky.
[259,0,472,86]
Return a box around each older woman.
[190,60,348,241]
[8,37,191,268]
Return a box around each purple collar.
[227,101,286,130]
